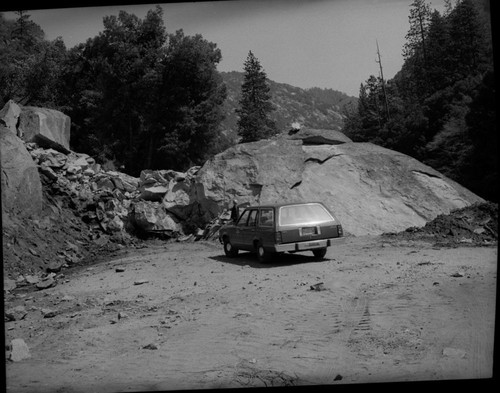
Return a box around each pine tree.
[403,0,432,63]
[448,0,491,79]
[236,51,277,143]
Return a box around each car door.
[232,209,250,247]
[257,207,275,247]
[238,209,258,249]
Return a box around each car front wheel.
[312,247,327,260]
[223,239,239,257]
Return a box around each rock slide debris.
[384,202,497,246]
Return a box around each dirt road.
[4,236,497,392]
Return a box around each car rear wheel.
[256,244,272,263]
[312,247,327,260]
[223,238,239,257]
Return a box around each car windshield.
[279,204,334,226]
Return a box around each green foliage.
[57,6,226,174]
[158,30,227,169]
[342,0,496,201]
[236,51,277,142]
[0,12,67,107]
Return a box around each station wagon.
[219,202,344,262]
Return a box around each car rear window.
[279,204,334,226]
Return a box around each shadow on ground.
[209,251,331,269]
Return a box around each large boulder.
[290,142,484,235]
[131,201,183,234]
[1,125,43,217]
[18,106,71,153]
[193,138,484,236]
[195,138,305,218]
[0,100,22,136]
[162,168,200,219]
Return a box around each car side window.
[237,210,250,226]
[248,209,258,227]
[258,208,274,227]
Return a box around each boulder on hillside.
[1,125,43,218]
[0,100,22,136]
[92,171,139,194]
[18,106,71,153]
[193,139,484,236]
[131,200,183,235]
[162,166,200,219]
[286,127,352,145]
[140,185,168,201]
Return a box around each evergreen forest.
[342,0,496,201]
[0,0,497,202]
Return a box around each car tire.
[223,238,239,257]
[312,248,327,260]
[257,243,272,263]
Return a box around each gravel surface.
[5,236,497,392]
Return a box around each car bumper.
[274,237,345,253]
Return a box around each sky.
[2,0,447,97]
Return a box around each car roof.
[242,202,325,209]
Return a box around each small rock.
[143,343,158,350]
[83,168,95,177]
[47,260,64,273]
[61,295,75,302]
[118,312,129,320]
[334,374,343,381]
[5,305,28,321]
[36,276,56,290]
[41,308,58,318]
[451,272,465,278]
[115,266,126,273]
[9,339,31,362]
[25,275,40,285]
[134,279,149,285]
[309,282,326,291]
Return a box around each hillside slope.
[219,71,357,140]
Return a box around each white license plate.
[299,241,322,250]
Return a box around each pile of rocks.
[384,202,498,246]
[27,141,212,238]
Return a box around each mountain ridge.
[219,71,357,140]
